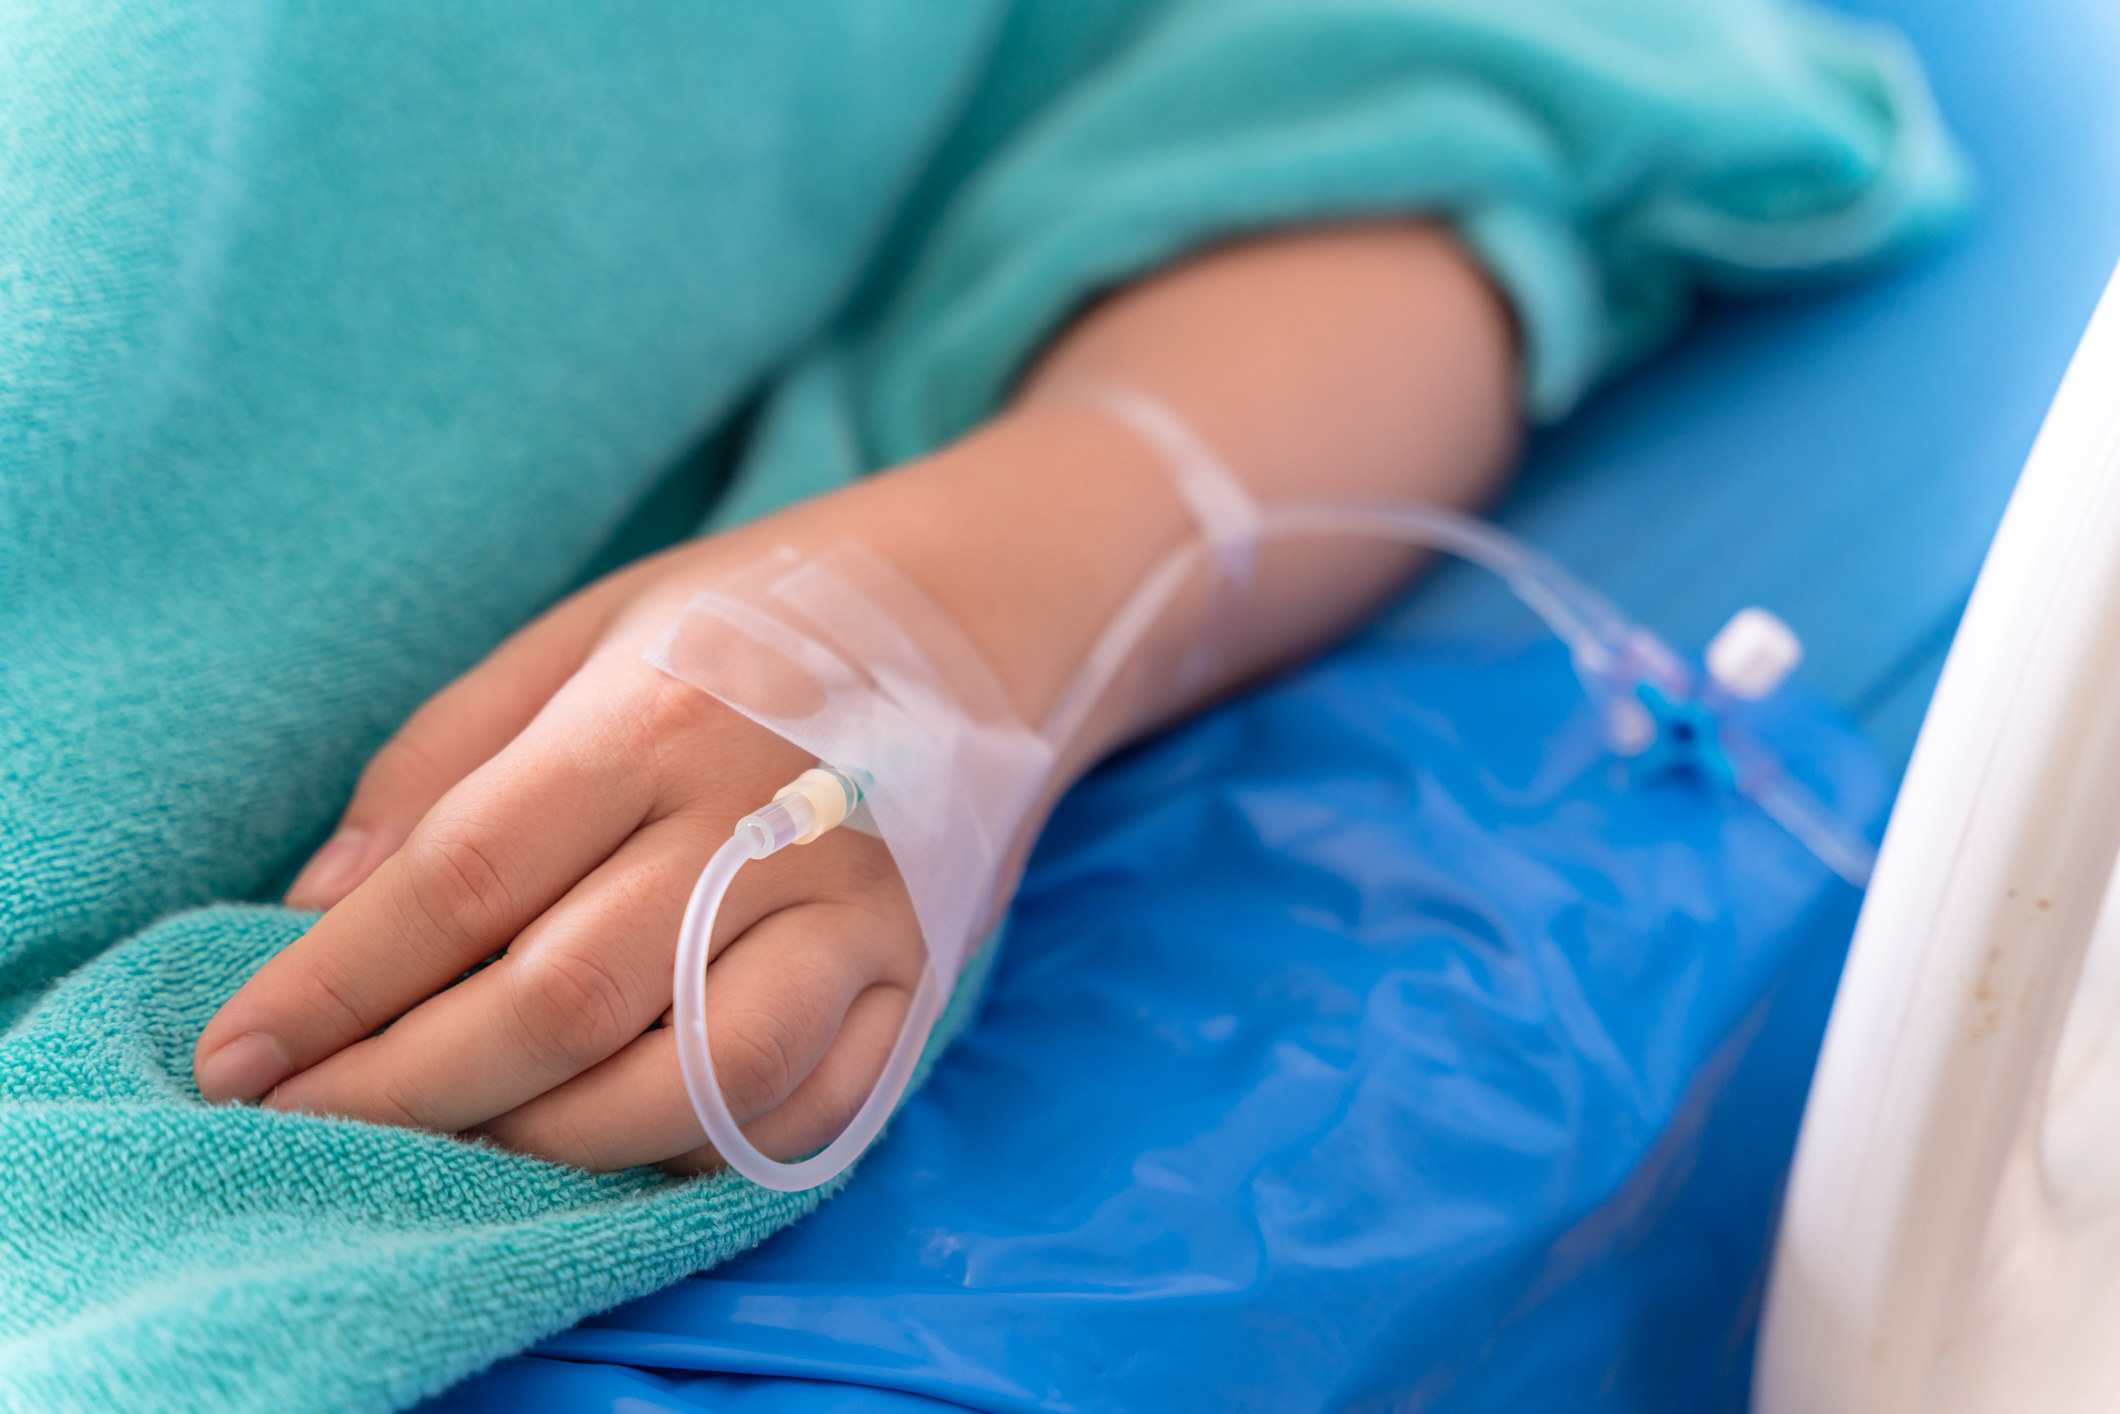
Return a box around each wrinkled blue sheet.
[435,641,1888,1411]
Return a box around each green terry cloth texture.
[0,1,1965,1409]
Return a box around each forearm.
[658,223,1519,777]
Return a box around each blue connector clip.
[1629,680,1738,790]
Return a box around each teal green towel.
[0,1,1965,1409]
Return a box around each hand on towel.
[192,224,1517,1170]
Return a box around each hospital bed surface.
[430,0,2120,1407]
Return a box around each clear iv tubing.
[674,497,1876,1192]
[674,823,948,1193]
[1251,503,1874,891]
[1039,497,1659,752]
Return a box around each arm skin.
[193,223,1518,1171]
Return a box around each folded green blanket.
[0,1,1965,1408]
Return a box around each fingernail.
[196,1032,294,1103]
[286,829,368,908]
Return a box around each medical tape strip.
[1065,378,1263,592]
[644,544,1053,988]
[766,553,1054,955]
[1052,379,1268,709]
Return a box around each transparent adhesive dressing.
[646,384,1877,1192]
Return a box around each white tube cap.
[1706,607,1803,700]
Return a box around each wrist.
[615,398,1205,781]
[866,400,1209,768]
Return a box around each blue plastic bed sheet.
[433,636,1888,1412]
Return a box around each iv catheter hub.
[738,766,863,857]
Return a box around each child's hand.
[192,397,1213,1170]
[192,224,1515,1170]
[190,533,940,1171]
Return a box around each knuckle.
[275,1059,425,1130]
[810,1070,870,1142]
[501,1108,613,1171]
[815,992,909,1128]
[710,1006,805,1120]
[399,826,517,946]
[299,963,380,1045]
[364,1070,432,1131]
[606,668,733,793]
[622,668,810,796]
[628,669,725,748]
[504,946,640,1073]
